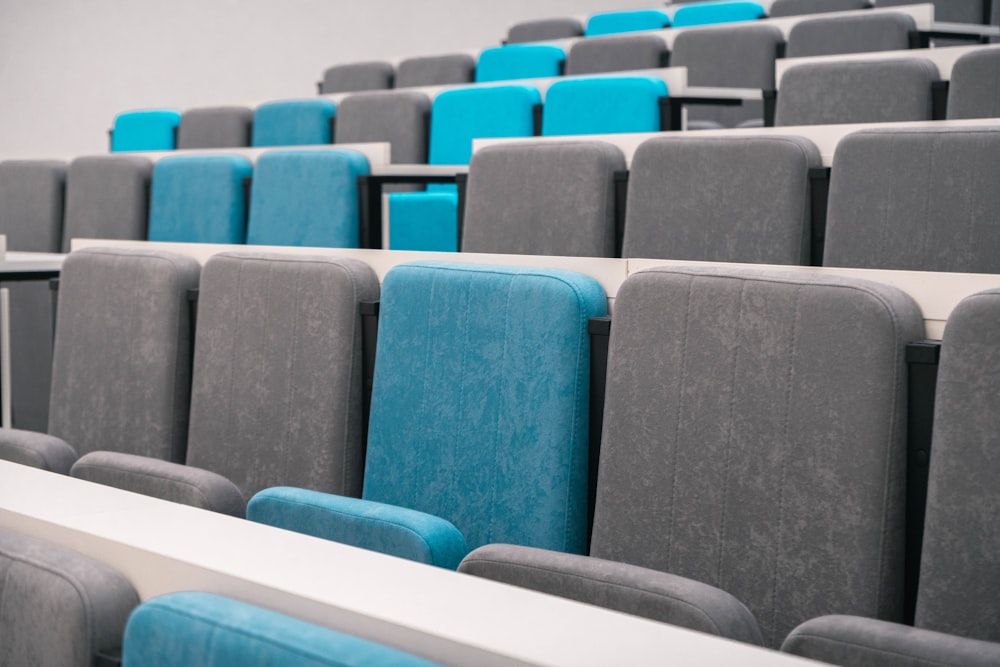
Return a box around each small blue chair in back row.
[252,99,336,147]
[584,9,670,36]
[475,44,565,82]
[110,109,181,152]
[672,1,766,28]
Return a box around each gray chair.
[70,252,379,516]
[506,17,583,44]
[775,58,938,126]
[176,106,253,149]
[769,0,871,17]
[0,526,139,667]
[395,53,475,88]
[63,155,152,252]
[335,90,431,164]
[823,126,1000,273]
[946,46,1000,119]
[783,288,1000,666]
[460,265,922,649]
[878,0,987,24]
[622,134,820,264]
[319,61,393,94]
[461,140,625,257]
[785,12,915,57]
[564,34,667,75]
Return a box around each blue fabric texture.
[671,1,765,27]
[247,487,469,569]
[475,45,565,83]
[542,76,668,136]
[429,85,540,165]
[387,192,458,251]
[111,109,181,152]
[123,592,441,666]
[148,155,252,243]
[252,99,336,147]
[246,149,369,247]
[362,262,606,555]
[584,9,670,36]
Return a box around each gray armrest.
[459,544,763,645]
[70,451,245,517]
[0,427,77,473]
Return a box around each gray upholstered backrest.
[176,106,253,149]
[335,91,431,164]
[48,247,200,461]
[564,35,666,75]
[63,155,152,252]
[320,61,393,94]
[396,54,475,88]
[507,17,583,43]
[623,135,819,264]
[775,58,938,126]
[785,12,915,58]
[824,126,1000,273]
[0,159,66,252]
[461,140,625,257]
[947,47,1000,120]
[184,252,378,500]
[769,0,871,17]
[0,526,138,667]
[591,266,922,648]
[878,0,985,23]
[915,289,1000,642]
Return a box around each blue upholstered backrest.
[428,85,540,166]
[148,155,252,243]
[246,149,369,247]
[123,592,440,667]
[252,99,336,147]
[585,9,670,36]
[475,45,565,82]
[363,262,606,554]
[111,109,181,152]
[542,76,667,136]
[671,1,765,27]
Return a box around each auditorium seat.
[176,106,253,149]
[248,261,605,568]
[475,44,565,82]
[621,134,820,264]
[319,60,394,94]
[110,109,181,152]
[541,75,668,135]
[783,288,1000,666]
[395,53,475,87]
[671,1,766,27]
[585,9,670,36]
[461,140,625,257]
[70,252,378,516]
[564,34,667,75]
[768,0,871,17]
[63,155,152,251]
[784,12,916,58]
[460,265,922,648]
[252,99,336,147]
[334,91,430,164]
[878,0,988,24]
[946,46,1000,119]
[506,17,583,43]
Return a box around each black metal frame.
[659,95,745,132]
[613,171,629,258]
[808,167,831,266]
[586,316,612,547]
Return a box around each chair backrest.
[0,526,138,666]
[823,126,1000,273]
[335,91,430,164]
[362,261,606,554]
[110,109,181,152]
[148,154,251,244]
[507,17,583,43]
[622,134,820,264]
[63,155,151,252]
[428,85,541,166]
[461,140,625,257]
[475,44,565,82]
[252,99,336,147]
[542,76,667,136]
[49,247,200,461]
[176,106,253,149]
[183,252,378,500]
[946,47,1000,120]
[0,159,65,252]
[878,0,986,23]
[395,53,475,88]
[769,0,871,17]
[585,9,670,36]
[775,58,938,126]
[591,265,922,647]
[320,61,394,94]
[564,34,666,76]
[785,12,916,58]
[671,1,766,27]
[246,149,369,247]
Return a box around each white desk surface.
[0,251,66,274]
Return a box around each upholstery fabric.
[248,487,469,569]
[48,247,200,462]
[123,592,441,667]
[671,1,766,27]
[823,126,1000,273]
[507,17,583,43]
[460,544,764,644]
[564,34,667,76]
[0,526,138,667]
[176,106,253,149]
[585,9,670,36]
[461,140,625,257]
[63,155,151,252]
[246,149,369,247]
[775,58,938,126]
[590,266,921,647]
[148,154,252,244]
[0,160,66,252]
[475,45,565,83]
[334,91,430,164]
[320,61,394,94]
[387,192,459,251]
[623,134,820,264]
[541,76,667,136]
[252,99,336,147]
[769,0,871,17]
[785,13,916,58]
[0,428,76,473]
[947,47,1000,120]
[878,0,984,23]
[395,54,475,88]
[110,109,180,152]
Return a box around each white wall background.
[0,0,647,158]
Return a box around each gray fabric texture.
[591,266,922,648]
[395,54,475,88]
[0,526,138,667]
[769,0,871,17]
[506,17,583,43]
[461,140,625,257]
[775,58,938,126]
[670,25,783,127]
[947,47,1000,120]
[0,159,65,252]
[0,428,76,473]
[176,106,253,149]
[71,450,245,517]
[63,155,152,252]
[878,0,984,23]
[785,13,916,58]
[622,134,820,264]
[184,252,378,500]
[48,247,200,462]
[823,126,1000,273]
[782,615,1000,667]
[320,61,393,94]
[9,282,55,431]
[335,91,431,164]
[564,35,666,76]
[460,544,764,644]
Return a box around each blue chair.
[148,155,251,243]
[110,109,181,152]
[671,1,766,27]
[542,76,668,136]
[246,149,369,247]
[584,9,670,36]
[252,99,336,147]
[248,261,606,569]
[475,44,565,82]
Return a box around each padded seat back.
[148,154,251,243]
[428,85,541,165]
[947,47,1000,120]
[176,106,253,149]
[335,91,430,164]
[395,53,475,88]
[111,109,180,152]
[542,76,667,136]
[671,1,765,27]
[585,9,670,36]
[785,12,916,58]
[320,61,394,94]
[507,17,583,43]
[0,159,65,252]
[475,45,565,82]
[878,0,985,23]
[564,34,667,76]
[769,0,871,17]
[252,99,336,147]
[63,155,151,252]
